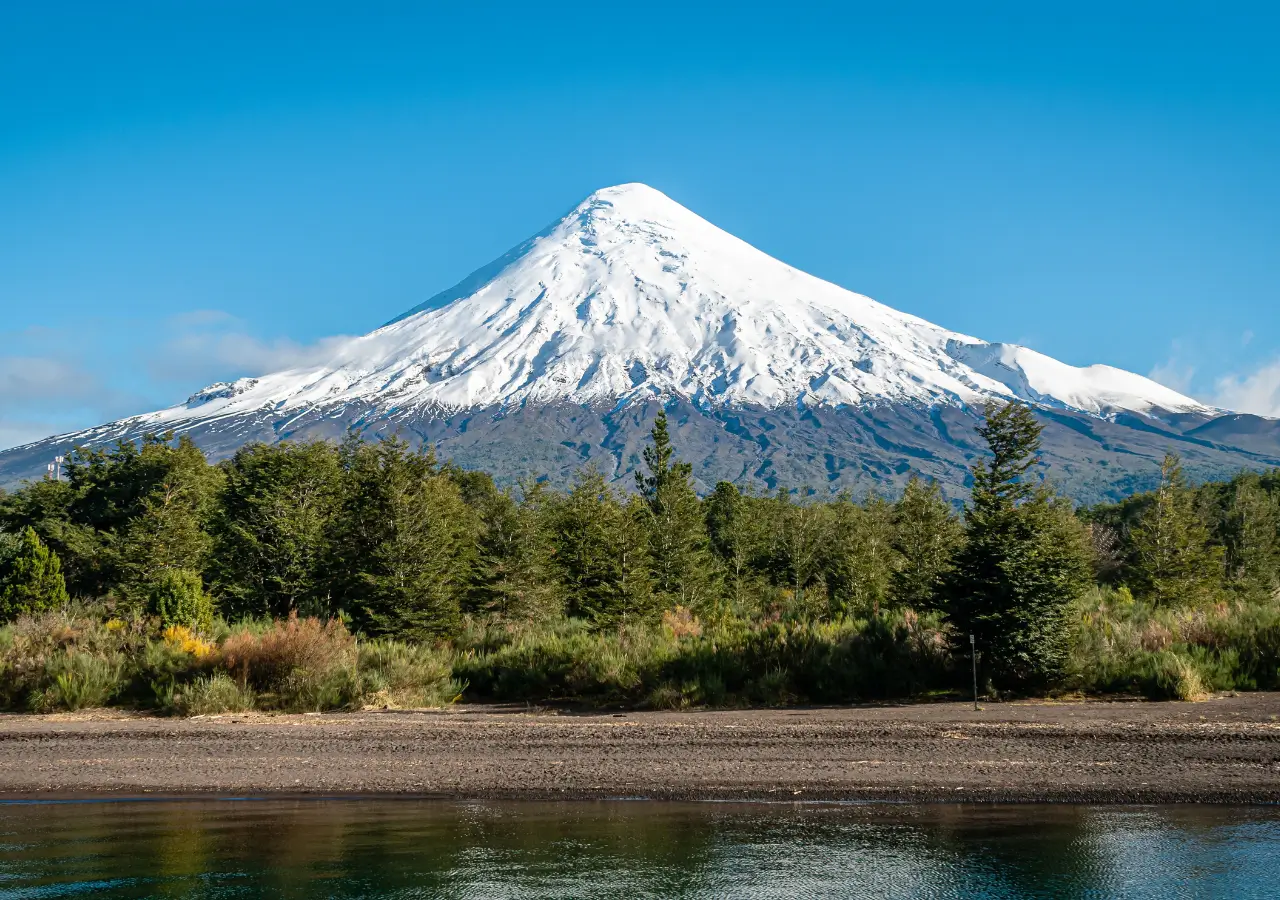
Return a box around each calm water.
[0,800,1277,898]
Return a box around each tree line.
[1,403,1277,693]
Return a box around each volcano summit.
[3,184,1277,500]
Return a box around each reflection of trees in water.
[2,801,1275,898]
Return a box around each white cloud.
[1213,358,1280,417]
[0,355,139,450]
[1148,358,1195,396]
[0,355,102,405]
[148,312,357,384]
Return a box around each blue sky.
[2,1,1277,448]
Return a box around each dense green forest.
[1,403,1278,714]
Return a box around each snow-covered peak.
[112,183,1215,433]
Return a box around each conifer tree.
[770,488,831,615]
[609,494,659,624]
[330,437,475,639]
[704,481,768,612]
[0,477,92,596]
[891,475,964,610]
[0,527,70,621]
[1129,453,1222,606]
[472,481,562,622]
[823,494,899,616]
[944,403,1092,691]
[1222,475,1280,599]
[553,470,654,624]
[211,441,343,619]
[635,410,716,611]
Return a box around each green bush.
[357,639,463,708]
[173,673,255,715]
[455,609,953,707]
[147,569,215,631]
[33,650,125,711]
[0,528,70,623]
[1066,587,1280,699]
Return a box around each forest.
[1,402,1278,714]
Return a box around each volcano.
[3,184,1277,500]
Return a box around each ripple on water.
[0,800,1277,899]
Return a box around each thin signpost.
[970,633,979,711]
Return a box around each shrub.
[173,673,255,715]
[0,609,142,710]
[214,614,358,711]
[33,650,125,711]
[148,569,215,631]
[1066,587,1280,698]
[455,609,953,707]
[0,528,70,623]
[357,640,462,708]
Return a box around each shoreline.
[1,695,1277,804]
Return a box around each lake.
[0,800,1276,898]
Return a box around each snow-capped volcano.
[7,182,1274,501]
[134,183,1206,429]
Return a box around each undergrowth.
[2,592,1276,714]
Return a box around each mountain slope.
[1,183,1272,499]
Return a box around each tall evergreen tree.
[330,437,475,639]
[769,488,831,615]
[471,481,562,623]
[704,481,769,613]
[114,435,222,606]
[211,441,343,619]
[0,477,93,595]
[0,527,70,621]
[553,469,654,625]
[635,410,717,611]
[1129,453,1222,606]
[823,494,898,617]
[891,475,964,610]
[1221,475,1280,599]
[944,403,1093,691]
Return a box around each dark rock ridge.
[3,400,1278,504]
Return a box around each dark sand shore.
[1,695,1277,803]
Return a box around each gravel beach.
[1,695,1277,803]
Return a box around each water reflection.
[0,800,1276,898]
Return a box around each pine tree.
[211,441,343,619]
[944,403,1093,692]
[1222,475,1280,599]
[635,410,717,611]
[330,437,475,639]
[704,481,769,613]
[823,494,899,617]
[553,470,654,625]
[472,481,562,623]
[609,495,659,625]
[0,527,70,621]
[769,488,831,616]
[891,475,964,610]
[1129,453,1222,606]
[0,477,95,597]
